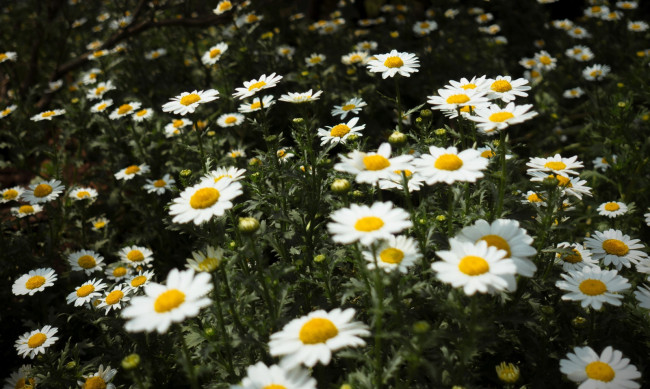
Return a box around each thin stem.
[178,328,200,389]
[371,245,385,389]
[212,275,237,377]
[394,77,404,134]
[494,130,508,219]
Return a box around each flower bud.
[238,217,260,234]
[495,362,520,384]
[388,131,407,145]
[122,353,141,370]
[331,178,351,193]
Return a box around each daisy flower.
[628,21,648,32]
[4,365,37,388]
[119,245,154,269]
[476,12,493,23]
[81,67,101,84]
[111,14,133,29]
[87,81,116,100]
[169,178,243,225]
[427,87,489,114]
[47,79,62,92]
[551,19,574,30]
[279,89,323,104]
[12,268,57,296]
[556,242,598,272]
[466,102,537,135]
[68,249,105,274]
[584,229,648,270]
[66,278,107,306]
[217,113,245,128]
[318,116,365,146]
[432,239,517,295]
[277,148,295,163]
[109,101,142,120]
[0,51,17,63]
[486,76,530,102]
[77,365,117,389]
[413,146,488,185]
[236,13,263,27]
[598,201,628,218]
[90,49,110,60]
[144,48,167,60]
[526,154,583,176]
[362,235,422,273]
[15,326,59,359]
[229,148,246,159]
[277,45,295,58]
[353,41,378,51]
[635,284,650,310]
[127,269,156,291]
[602,10,623,21]
[583,64,610,81]
[201,166,247,185]
[593,155,616,171]
[143,174,175,195]
[30,109,65,121]
[164,118,193,136]
[186,246,223,272]
[334,143,413,185]
[90,217,109,231]
[305,53,326,67]
[533,50,557,70]
[106,262,130,282]
[616,1,638,9]
[327,201,412,246]
[584,5,609,18]
[233,73,283,99]
[331,97,367,119]
[1,104,17,118]
[456,219,537,277]
[377,168,425,192]
[366,50,420,79]
[132,107,154,122]
[213,0,233,15]
[1,185,23,203]
[96,284,131,313]
[162,90,219,115]
[556,266,630,309]
[238,95,275,113]
[528,172,592,199]
[563,87,585,99]
[114,163,150,181]
[231,362,316,389]
[122,268,213,333]
[560,346,641,388]
[268,308,370,368]
[202,42,228,65]
[341,51,370,66]
[413,20,438,35]
[69,187,98,201]
[12,204,43,218]
[21,179,65,204]
[567,26,591,38]
[90,99,113,113]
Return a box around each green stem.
[371,245,385,389]
[178,328,199,389]
[129,124,147,162]
[494,130,508,219]
[212,275,237,377]
[247,235,276,323]
[394,77,404,134]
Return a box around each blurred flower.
[68,249,105,275]
[331,97,367,119]
[238,95,275,113]
[186,246,223,272]
[362,235,422,273]
[143,174,175,195]
[110,101,141,119]
[597,201,628,218]
[114,163,150,181]
[30,109,65,121]
[202,42,228,65]
[583,64,610,81]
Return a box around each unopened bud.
[388,131,407,144]
[238,217,260,233]
[122,353,141,370]
[331,178,351,193]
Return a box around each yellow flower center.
[341,104,356,111]
[77,284,95,297]
[124,165,140,175]
[458,255,490,276]
[127,250,144,262]
[117,104,133,115]
[95,86,106,96]
[41,111,56,118]
[491,80,512,93]
[190,187,220,209]
[250,102,262,110]
[84,376,107,389]
[349,54,362,63]
[591,6,601,12]
[218,1,232,12]
[481,150,495,158]
[383,56,404,68]
[105,290,124,305]
[604,202,620,211]
[564,249,582,264]
[136,109,148,117]
[209,48,221,58]
[363,154,390,171]
[34,183,53,198]
[3,189,18,200]
[478,235,511,258]
[527,192,541,203]
[154,289,186,312]
[309,57,322,63]
[354,216,384,232]
[263,385,286,389]
[330,124,351,137]
[96,103,108,111]
[19,205,35,214]
[379,247,404,264]
[26,275,46,289]
[299,318,339,344]
[78,255,97,268]
[173,119,184,128]
[585,361,615,382]
[1,108,11,116]
[131,275,147,287]
[579,279,607,296]
[15,378,36,389]
[395,169,413,178]
[94,221,106,229]
[180,94,201,106]
[0,53,6,61]
[246,14,259,23]
[602,239,629,256]
[198,257,220,271]
[590,70,602,77]
[93,50,105,57]
[489,112,515,122]
[539,55,552,65]
[544,161,566,170]
[461,83,477,90]
[446,94,470,104]
[248,81,267,91]
[76,191,91,198]
[225,116,237,124]
[27,333,47,348]
[153,179,166,188]
[434,154,463,171]
[113,266,127,277]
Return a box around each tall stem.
[394,77,404,134]
[494,130,508,219]
[178,328,199,389]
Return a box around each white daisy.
[341,51,370,66]
[467,102,538,135]
[143,174,175,195]
[162,89,219,115]
[432,239,517,295]
[1,104,17,118]
[597,201,628,218]
[268,308,370,368]
[377,167,425,192]
[69,187,98,201]
[533,50,557,70]
[486,76,530,102]
[96,284,131,313]
[585,5,609,18]
[526,154,583,176]
[628,21,648,32]
[563,87,585,99]
[164,118,193,136]
[279,89,323,104]
[122,268,213,333]
[362,235,422,273]
[231,362,316,389]
[276,45,295,58]
[77,365,117,389]
[327,201,412,246]
[90,217,109,231]
[413,146,488,185]
[90,99,113,113]
[12,204,44,218]
[12,268,58,296]
[213,0,233,15]
[127,269,156,291]
[144,48,166,60]
[277,148,295,163]
[583,64,610,81]
[334,143,413,185]
[556,266,630,309]
[616,1,638,9]
[353,41,378,51]
[413,20,437,35]
[317,116,365,146]
[86,81,116,100]
[366,50,420,79]
[560,346,641,388]
[634,284,650,311]
[0,51,17,63]
[1,186,24,203]
[200,166,247,185]
[66,278,107,306]
[105,262,131,282]
[132,107,154,122]
[593,155,616,171]
[427,87,489,114]
[81,67,101,84]
[567,26,591,38]
[169,178,243,225]
[305,53,326,67]
[551,19,574,30]
[331,97,367,119]
[584,229,648,270]
[118,245,154,269]
[109,101,141,120]
[15,326,59,359]
[217,113,245,128]
[556,242,598,272]
[528,172,592,199]
[238,95,275,113]
[114,163,150,181]
[68,249,105,274]
[21,179,65,204]
[185,246,223,272]
[3,365,37,389]
[30,109,65,121]
[202,42,228,65]
[233,73,283,99]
